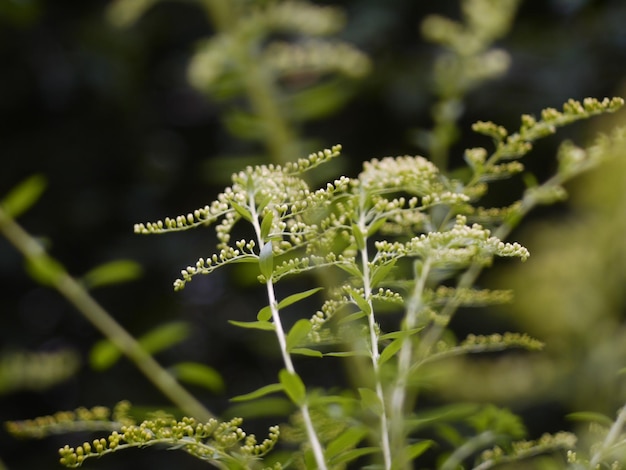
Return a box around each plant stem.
[388,258,431,468]
[0,208,214,423]
[201,0,298,166]
[357,202,392,470]
[589,405,626,468]
[248,191,327,470]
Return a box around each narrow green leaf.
[366,216,388,237]
[406,440,435,460]
[325,350,369,358]
[329,447,379,467]
[286,319,312,351]
[224,397,293,420]
[352,222,365,250]
[1,174,46,218]
[338,310,366,324]
[89,339,122,371]
[91,321,190,371]
[257,305,273,322]
[279,369,306,405]
[358,387,382,415]
[370,259,397,288]
[138,321,190,354]
[260,211,274,240]
[169,362,224,394]
[378,337,404,365]
[290,348,323,358]
[348,288,371,315]
[230,383,284,402]
[25,255,65,286]
[325,427,368,461]
[258,241,274,279]
[379,327,424,341]
[567,411,613,427]
[229,320,275,331]
[82,259,143,289]
[335,262,362,278]
[277,287,324,310]
[230,200,252,222]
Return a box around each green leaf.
[277,287,324,310]
[366,216,388,237]
[338,310,367,324]
[82,259,143,289]
[169,362,224,394]
[230,383,284,402]
[224,397,293,420]
[325,350,369,358]
[89,321,190,371]
[286,319,312,351]
[258,241,274,279]
[260,211,274,240]
[352,222,365,250]
[138,321,189,354]
[378,327,424,341]
[229,320,275,331]
[279,369,306,405]
[25,254,65,286]
[325,427,368,461]
[89,339,122,371]
[406,440,435,460]
[378,337,404,365]
[1,174,46,218]
[347,288,371,315]
[290,347,323,358]
[230,200,252,222]
[257,305,273,322]
[358,387,382,415]
[329,447,379,467]
[370,259,397,288]
[567,411,613,427]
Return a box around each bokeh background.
[1,0,626,468]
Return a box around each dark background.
[1,0,626,468]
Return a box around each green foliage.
[3,1,626,469]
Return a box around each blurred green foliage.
[1,0,626,468]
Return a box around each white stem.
[388,259,431,466]
[358,207,392,470]
[590,405,626,468]
[248,190,327,470]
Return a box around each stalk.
[0,207,214,422]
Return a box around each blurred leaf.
[90,321,190,371]
[169,362,224,394]
[290,347,323,358]
[25,254,65,286]
[259,241,274,279]
[257,305,272,322]
[279,369,306,405]
[358,387,382,415]
[229,319,275,331]
[277,287,323,310]
[567,411,613,427]
[406,440,435,461]
[106,0,159,28]
[223,397,293,419]
[286,319,312,351]
[378,337,404,365]
[325,427,368,461]
[81,259,143,289]
[89,339,122,371]
[230,383,283,402]
[1,174,46,218]
[137,321,189,355]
